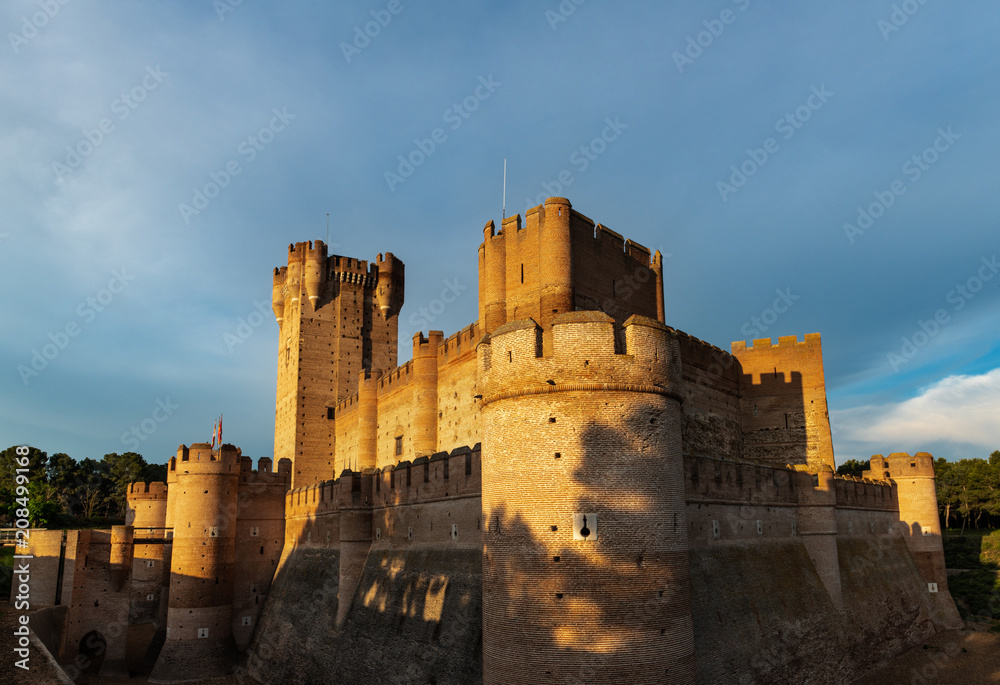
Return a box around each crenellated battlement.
[127,481,167,499]
[238,455,292,485]
[732,332,823,353]
[167,442,241,478]
[683,454,896,512]
[867,452,937,480]
[479,197,663,339]
[478,311,681,406]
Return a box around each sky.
[1,0,998,469]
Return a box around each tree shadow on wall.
[484,404,696,685]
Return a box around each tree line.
[0,445,166,527]
[837,451,1000,531]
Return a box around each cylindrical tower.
[481,220,507,334]
[875,452,962,627]
[304,239,326,307]
[285,242,305,306]
[478,311,695,685]
[412,331,442,459]
[357,369,381,470]
[149,443,240,683]
[652,249,665,323]
[538,197,574,331]
[271,267,286,323]
[126,481,169,629]
[796,466,843,608]
[375,252,404,318]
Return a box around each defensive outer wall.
[24,197,961,684]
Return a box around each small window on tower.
[395,435,403,456]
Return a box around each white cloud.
[833,368,1000,459]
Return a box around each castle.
[26,197,962,684]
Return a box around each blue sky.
[2,0,998,468]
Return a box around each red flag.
[218,414,223,445]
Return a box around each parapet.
[683,454,897,511]
[167,442,241,474]
[866,452,936,480]
[477,311,681,405]
[127,481,167,500]
[731,332,823,353]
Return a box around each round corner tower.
[873,452,962,627]
[477,310,695,684]
[150,443,240,683]
[126,481,169,627]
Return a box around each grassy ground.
[944,529,1000,628]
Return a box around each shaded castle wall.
[673,329,744,460]
[232,456,291,650]
[732,334,835,471]
[242,448,484,685]
[58,529,132,678]
[683,456,954,684]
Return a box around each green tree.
[0,445,61,525]
[836,459,868,478]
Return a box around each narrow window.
[443,458,450,480]
[520,264,524,283]
[395,435,403,456]
[465,453,472,476]
[424,462,430,483]
[406,465,412,486]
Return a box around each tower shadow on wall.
[484,405,695,684]
[739,369,807,466]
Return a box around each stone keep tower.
[477,311,696,685]
[150,444,240,683]
[272,241,404,487]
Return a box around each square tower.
[271,241,403,487]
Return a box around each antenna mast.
[502,158,507,220]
